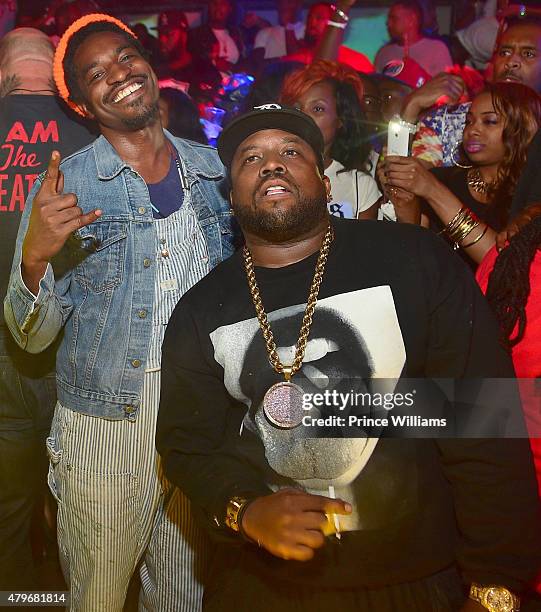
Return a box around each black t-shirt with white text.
[0,95,95,366]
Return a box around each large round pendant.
[263,381,305,429]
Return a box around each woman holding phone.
[382,82,541,265]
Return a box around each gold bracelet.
[452,226,479,250]
[445,209,479,246]
[439,206,467,236]
[462,224,488,248]
[452,216,479,244]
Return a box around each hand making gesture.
[22,151,102,294]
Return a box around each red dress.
[477,246,541,592]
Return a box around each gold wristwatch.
[224,496,250,533]
[469,583,520,611]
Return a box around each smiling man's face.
[230,128,330,243]
[73,30,160,131]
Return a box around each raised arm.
[315,0,355,62]
[400,72,465,124]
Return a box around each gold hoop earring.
[451,141,472,169]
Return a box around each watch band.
[469,583,520,612]
[225,496,251,533]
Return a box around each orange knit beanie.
[53,13,136,116]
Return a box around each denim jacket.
[4,132,235,420]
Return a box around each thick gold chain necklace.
[242,223,334,428]
[467,167,492,195]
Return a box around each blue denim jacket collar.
[93,130,224,183]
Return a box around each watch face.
[485,587,514,612]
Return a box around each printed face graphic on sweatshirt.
[210,286,414,532]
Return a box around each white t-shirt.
[254,22,305,59]
[325,159,381,219]
[375,38,452,77]
[212,28,240,64]
[456,16,498,70]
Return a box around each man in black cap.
[157,104,541,612]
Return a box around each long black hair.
[330,79,373,173]
[486,214,541,348]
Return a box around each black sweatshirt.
[157,218,541,592]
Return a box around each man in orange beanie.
[4,14,235,611]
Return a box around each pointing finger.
[41,150,62,195]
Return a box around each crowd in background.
[0,1,522,139]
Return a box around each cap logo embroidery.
[383,60,405,78]
[254,103,282,110]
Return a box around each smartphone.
[387,119,410,157]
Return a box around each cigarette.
[328,485,341,539]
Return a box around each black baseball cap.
[217,103,325,172]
